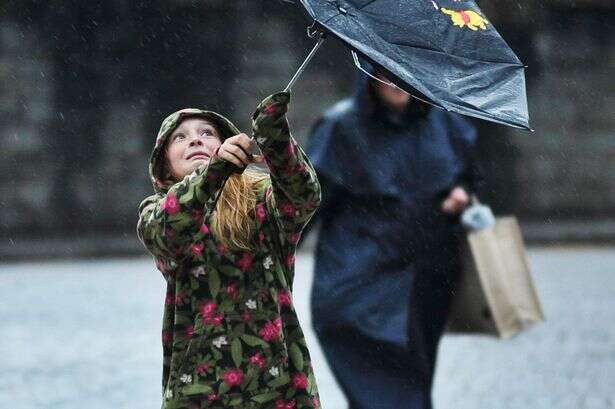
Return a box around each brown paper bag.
[447,217,544,338]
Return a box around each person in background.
[303,69,481,409]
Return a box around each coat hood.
[354,59,430,125]
[148,108,241,193]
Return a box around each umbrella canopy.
[297,0,530,130]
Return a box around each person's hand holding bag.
[441,186,470,214]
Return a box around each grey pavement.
[0,246,614,409]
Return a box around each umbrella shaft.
[284,36,326,92]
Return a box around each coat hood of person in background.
[308,64,479,198]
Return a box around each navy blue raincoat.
[304,79,479,409]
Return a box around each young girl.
[137,92,321,409]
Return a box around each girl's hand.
[217,133,264,168]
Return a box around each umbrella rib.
[357,0,380,10]
[322,11,342,25]
[350,13,440,53]
[388,40,523,66]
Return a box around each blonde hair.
[210,169,268,251]
[163,162,267,251]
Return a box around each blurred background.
[0,1,614,408]
[1,0,613,257]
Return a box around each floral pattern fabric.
[137,92,321,409]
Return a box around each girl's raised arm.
[252,92,321,241]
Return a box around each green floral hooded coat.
[137,92,321,409]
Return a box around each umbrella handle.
[284,34,326,92]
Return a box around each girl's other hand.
[217,133,264,168]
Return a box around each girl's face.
[165,118,222,180]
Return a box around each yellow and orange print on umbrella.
[440,8,488,31]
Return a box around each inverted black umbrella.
[284,0,530,130]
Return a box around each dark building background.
[0,0,613,258]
